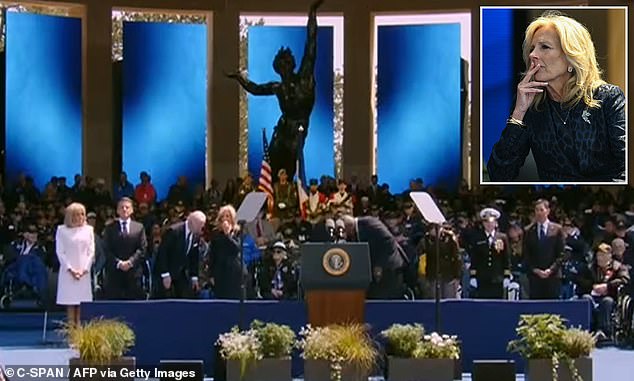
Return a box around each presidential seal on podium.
[322,248,351,276]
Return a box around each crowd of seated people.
[1,170,632,337]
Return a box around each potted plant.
[216,327,261,381]
[216,321,295,381]
[298,324,378,381]
[382,323,459,381]
[62,318,136,381]
[508,314,595,381]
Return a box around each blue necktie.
[186,232,191,254]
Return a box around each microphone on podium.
[325,218,336,242]
[335,219,347,242]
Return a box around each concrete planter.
[526,357,593,381]
[226,358,292,381]
[304,359,369,381]
[386,357,455,381]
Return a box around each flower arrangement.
[297,324,377,381]
[216,327,262,362]
[380,323,425,358]
[216,322,296,381]
[381,323,460,360]
[507,314,596,381]
[412,332,461,360]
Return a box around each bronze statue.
[227,0,324,182]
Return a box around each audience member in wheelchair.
[577,243,630,339]
[612,237,634,296]
[611,238,627,263]
[1,223,49,304]
[259,241,297,300]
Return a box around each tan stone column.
[209,3,240,187]
[342,2,373,182]
[82,2,115,189]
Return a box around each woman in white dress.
[56,202,95,326]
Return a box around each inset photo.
[481,7,627,184]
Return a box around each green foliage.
[380,324,425,358]
[508,314,596,381]
[507,314,568,359]
[250,320,296,359]
[62,318,135,364]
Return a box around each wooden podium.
[300,243,371,326]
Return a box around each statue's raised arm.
[225,0,324,182]
[299,0,323,79]
[225,71,278,96]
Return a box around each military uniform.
[467,208,511,299]
[274,181,298,221]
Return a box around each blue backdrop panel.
[481,8,514,166]
[247,26,334,180]
[82,299,590,376]
[5,13,82,188]
[122,22,207,199]
[377,24,461,193]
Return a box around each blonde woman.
[488,11,625,182]
[207,205,249,299]
[56,202,95,325]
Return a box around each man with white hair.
[155,211,207,298]
[611,237,627,263]
[338,214,409,299]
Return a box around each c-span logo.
[322,248,351,276]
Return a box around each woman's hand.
[222,220,232,236]
[68,268,82,280]
[512,62,549,121]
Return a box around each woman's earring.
[567,66,573,73]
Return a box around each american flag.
[258,130,274,213]
[295,159,309,219]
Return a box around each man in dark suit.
[523,199,565,299]
[466,208,511,299]
[340,215,409,299]
[103,197,148,300]
[155,211,206,298]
